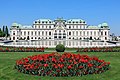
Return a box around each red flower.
[88,63,93,67]
[67,65,72,69]
[44,64,48,67]
[79,66,84,69]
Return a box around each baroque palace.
[10,18,110,41]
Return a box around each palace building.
[10,18,110,41]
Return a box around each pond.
[3,40,118,48]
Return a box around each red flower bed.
[15,52,110,77]
[0,47,45,52]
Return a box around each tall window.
[35,31,37,35]
[101,32,103,35]
[31,31,33,35]
[80,31,81,36]
[94,31,96,36]
[28,31,29,35]
[69,32,71,35]
[46,31,47,35]
[39,31,40,35]
[91,31,92,35]
[76,31,78,36]
[42,31,44,35]
[87,31,89,35]
[13,31,15,35]
[49,32,51,35]
[49,26,51,28]
[24,31,26,35]
[105,32,107,35]
[69,26,71,29]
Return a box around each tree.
[2,26,5,37]
[5,26,9,37]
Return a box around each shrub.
[56,44,65,52]
[15,52,110,77]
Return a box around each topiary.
[56,44,65,52]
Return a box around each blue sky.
[0,0,120,35]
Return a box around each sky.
[0,0,120,35]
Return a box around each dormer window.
[76,21,78,23]
[42,21,44,23]
[35,21,37,23]
[46,21,48,24]
[83,21,85,23]
[39,21,40,23]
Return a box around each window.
[87,31,89,35]
[31,31,33,35]
[35,21,37,23]
[39,31,40,35]
[49,26,51,28]
[91,31,92,35]
[42,25,44,28]
[69,32,71,35]
[54,36,57,38]
[42,21,44,23]
[63,36,66,38]
[73,32,74,36]
[105,32,107,35]
[69,26,71,29]
[76,31,78,36]
[13,37,15,40]
[28,32,29,35]
[105,37,107,40]
[42,31,44,35]
[76,25,78,29]
[59,30,61,32]
[80,31,81,36]
[49,32,51,35]
[101,32,103,35]
[94,31,96,36]
[31,37,33,39]
[73,26,74,29]
[46,31,47,35]
[35,31,37,35]
[84,31,85,36]
[24,31,26,35]
[35,26,36,28]
[13,31,15,35]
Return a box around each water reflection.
[4,40,117,48]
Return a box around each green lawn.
[0,52,120,80]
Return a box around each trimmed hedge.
[56,44,65,52]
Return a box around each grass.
[0,52,120,80]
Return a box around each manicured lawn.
[0,52,120,80]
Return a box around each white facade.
[10,18,110,41]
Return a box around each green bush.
[56,44,65,52]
